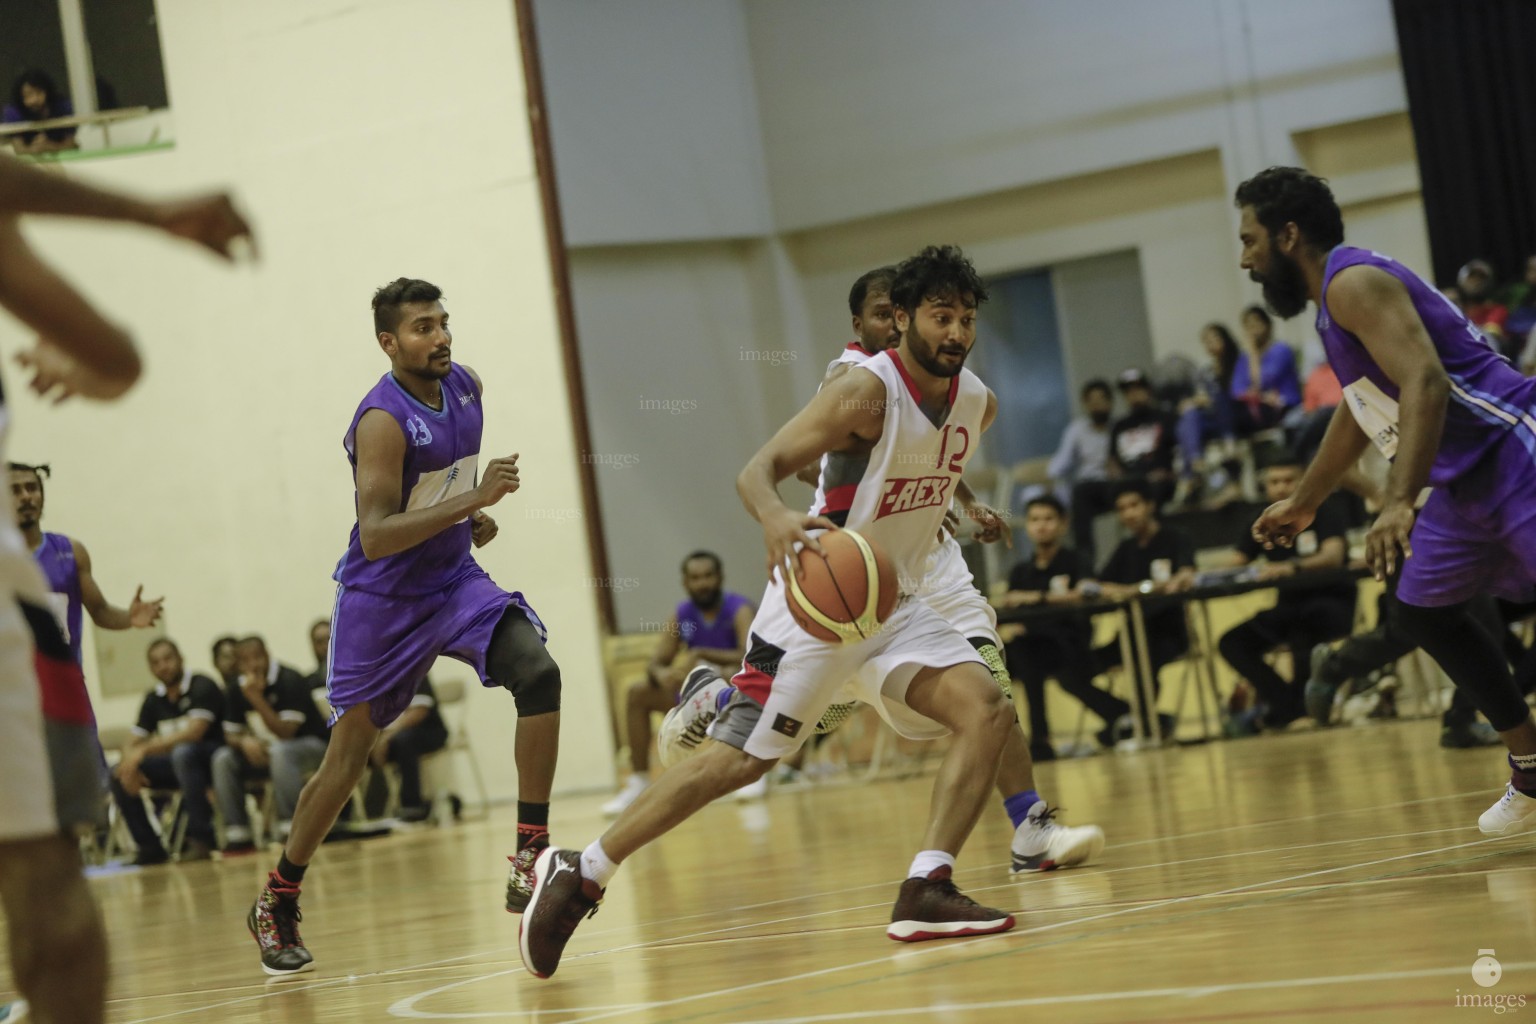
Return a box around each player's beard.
[909,329,968,379]
[1252,244,1310,319]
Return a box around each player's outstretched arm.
[354,409,518,561]
[0,215,140,399]
[737,369,884,581]
[0,153,255,259]
[72,539,163,630]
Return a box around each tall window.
[0,0,172,158]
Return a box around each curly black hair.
[372,278,443,336]
[1234,167,1345,251]
[8,69,61,114]
[847,265,897,317]
[890,245,989,314]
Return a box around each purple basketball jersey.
[676,592,750,651]
[333,364,484,595]
[34,532,83,665]
[1318,246,1536,483]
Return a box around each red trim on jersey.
[882,349,959,414]
[36,653,94,726]
[819,483,859,515]
[732,664,774,706]
[844,342,867,353]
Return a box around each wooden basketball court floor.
[6,719,1535,1023]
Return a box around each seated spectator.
[1505,254,1536,370]
[1286,361,1343,463]
[3,69,78,155]
[211,635,330,851]
[1214,450,1355,732]
[1232,305,1301,433]
[604,551,754,816]
[1458,259,1510,356]
[363,677,450,822]
[1001,496,1124,760]
[1172,323,1240,508]
[110,638,225,864]
[1307,574,1519,748]
[1071,369,1177,563]
[211,634,240,690]
[1053,379,1117,555]
[305,617,334,719]
[1083,481,1196,743]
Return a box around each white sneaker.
[602,775,649,817]
[0,999,29,1022]
[656,667,730,769]
[1479,783,1536,835]
[1010,801,1106,872]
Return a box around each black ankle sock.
[274,854,308,887]
[517,801,551,851]
[517,801,550,829]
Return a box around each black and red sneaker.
[518,848,603,978]
[886,866,1015,942]
[248,882,315,976]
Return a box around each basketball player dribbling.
[1238,167,1536,833]
[663,263,1105,874]
[520,246,1028,979]
[247,278,566,975]
[0,151,252,1024]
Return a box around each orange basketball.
[784,529,899,643]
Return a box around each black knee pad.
[485,607,563,716]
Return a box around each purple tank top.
[1318,246,1536,483]
[676,592,750,650]
[333,364,484,596]
[34,532,84,665]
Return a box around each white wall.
[534,0,773,246]
[2,0,614,797]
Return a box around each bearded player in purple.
[1240,167,1536,836]
[247,278,564,976]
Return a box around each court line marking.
[709,961,1536,1024]
[386,831,1525,1021]
[113,786,1520,1023]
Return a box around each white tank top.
[823,349,988,594]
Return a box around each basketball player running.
[11,462,166,668]
[666,264,1105,872]
[247,278,565,976]
[1239,167,1536,832]
[0,152,252,1024]
[522,246,1027,979]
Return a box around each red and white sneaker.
[886,866,1015,942]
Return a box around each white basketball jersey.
[810,345,877,516]
[831,350,988,593]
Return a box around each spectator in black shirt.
[363,677,450,821]
[110,638,225,864]
[1217,451,1356,731]
[211,635,330,851]
[1085,481,1196,742]
[211,634,240,690]
[1108,369,1179,496]
[1001,497,1125,760]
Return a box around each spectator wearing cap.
[1108,368,1179,493]
[1458,259,1512,357]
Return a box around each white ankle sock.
[907,850,956,879]
[581,840,619,888]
